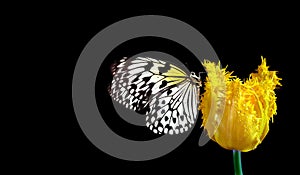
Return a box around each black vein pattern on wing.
[109,57,189,115]
[145,79,199,134]
[109,57,200,135]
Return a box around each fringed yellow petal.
[200,57,281,152]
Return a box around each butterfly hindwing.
[146,79,199,135]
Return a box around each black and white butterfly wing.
[110,57,187,112]
[146,79,199,135]
[109,56,200,135]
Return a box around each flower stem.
[233,150,243,175]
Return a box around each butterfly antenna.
[198,71,206,78]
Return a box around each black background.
[23,3,295,174]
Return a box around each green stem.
[233,150,243,175]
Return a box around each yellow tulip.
[199,57,281,152]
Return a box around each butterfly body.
[109,57,201,135]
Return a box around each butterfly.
[109,57,202,135]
